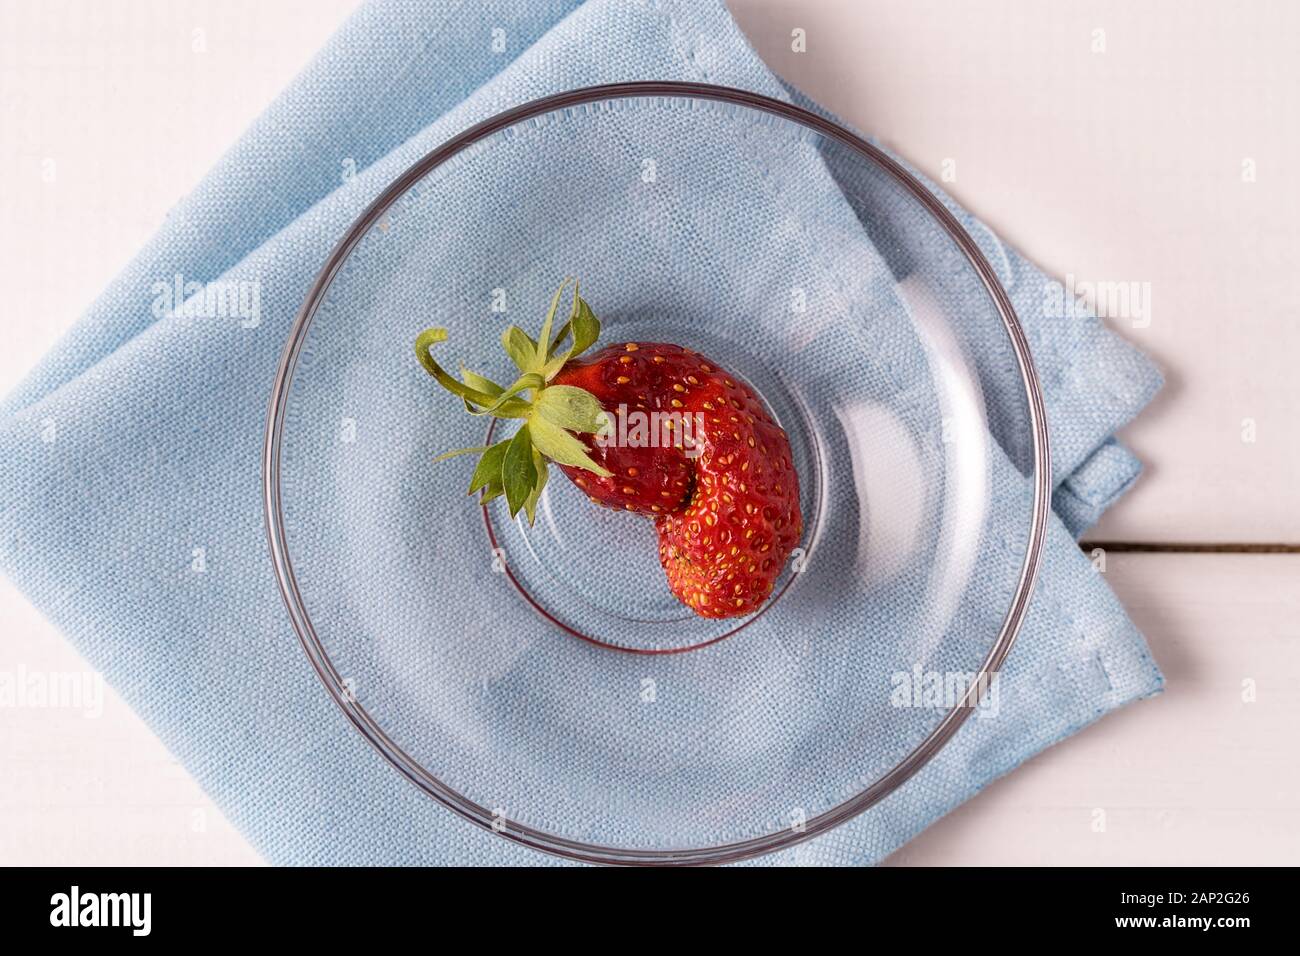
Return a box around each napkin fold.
[0,0,1162,865]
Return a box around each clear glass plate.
[263,82,1049,865]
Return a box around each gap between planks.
[1078,542,1300,554]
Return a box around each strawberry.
[544,343,697,514]
[415,279,802,620]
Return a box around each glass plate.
[264,82,1049,865]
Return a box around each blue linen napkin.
[0,0,1163,865]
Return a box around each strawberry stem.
[414,328,527,415]
[414,278,611,524]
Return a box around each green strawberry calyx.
[414,278,611,525]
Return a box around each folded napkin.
[0,0,1163,865]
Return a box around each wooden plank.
[0,0,358,406]
[730,0,1300,542]
[6,551,1294,866]
[887,552,1300,865]
[0,577,263,865]
[0,0,359,867]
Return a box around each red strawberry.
[415,279,802,620]
[552,344,802,618]
[545,343,696,514]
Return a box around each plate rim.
[261,80,1052,866]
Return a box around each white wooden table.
[2,0,1297,866]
